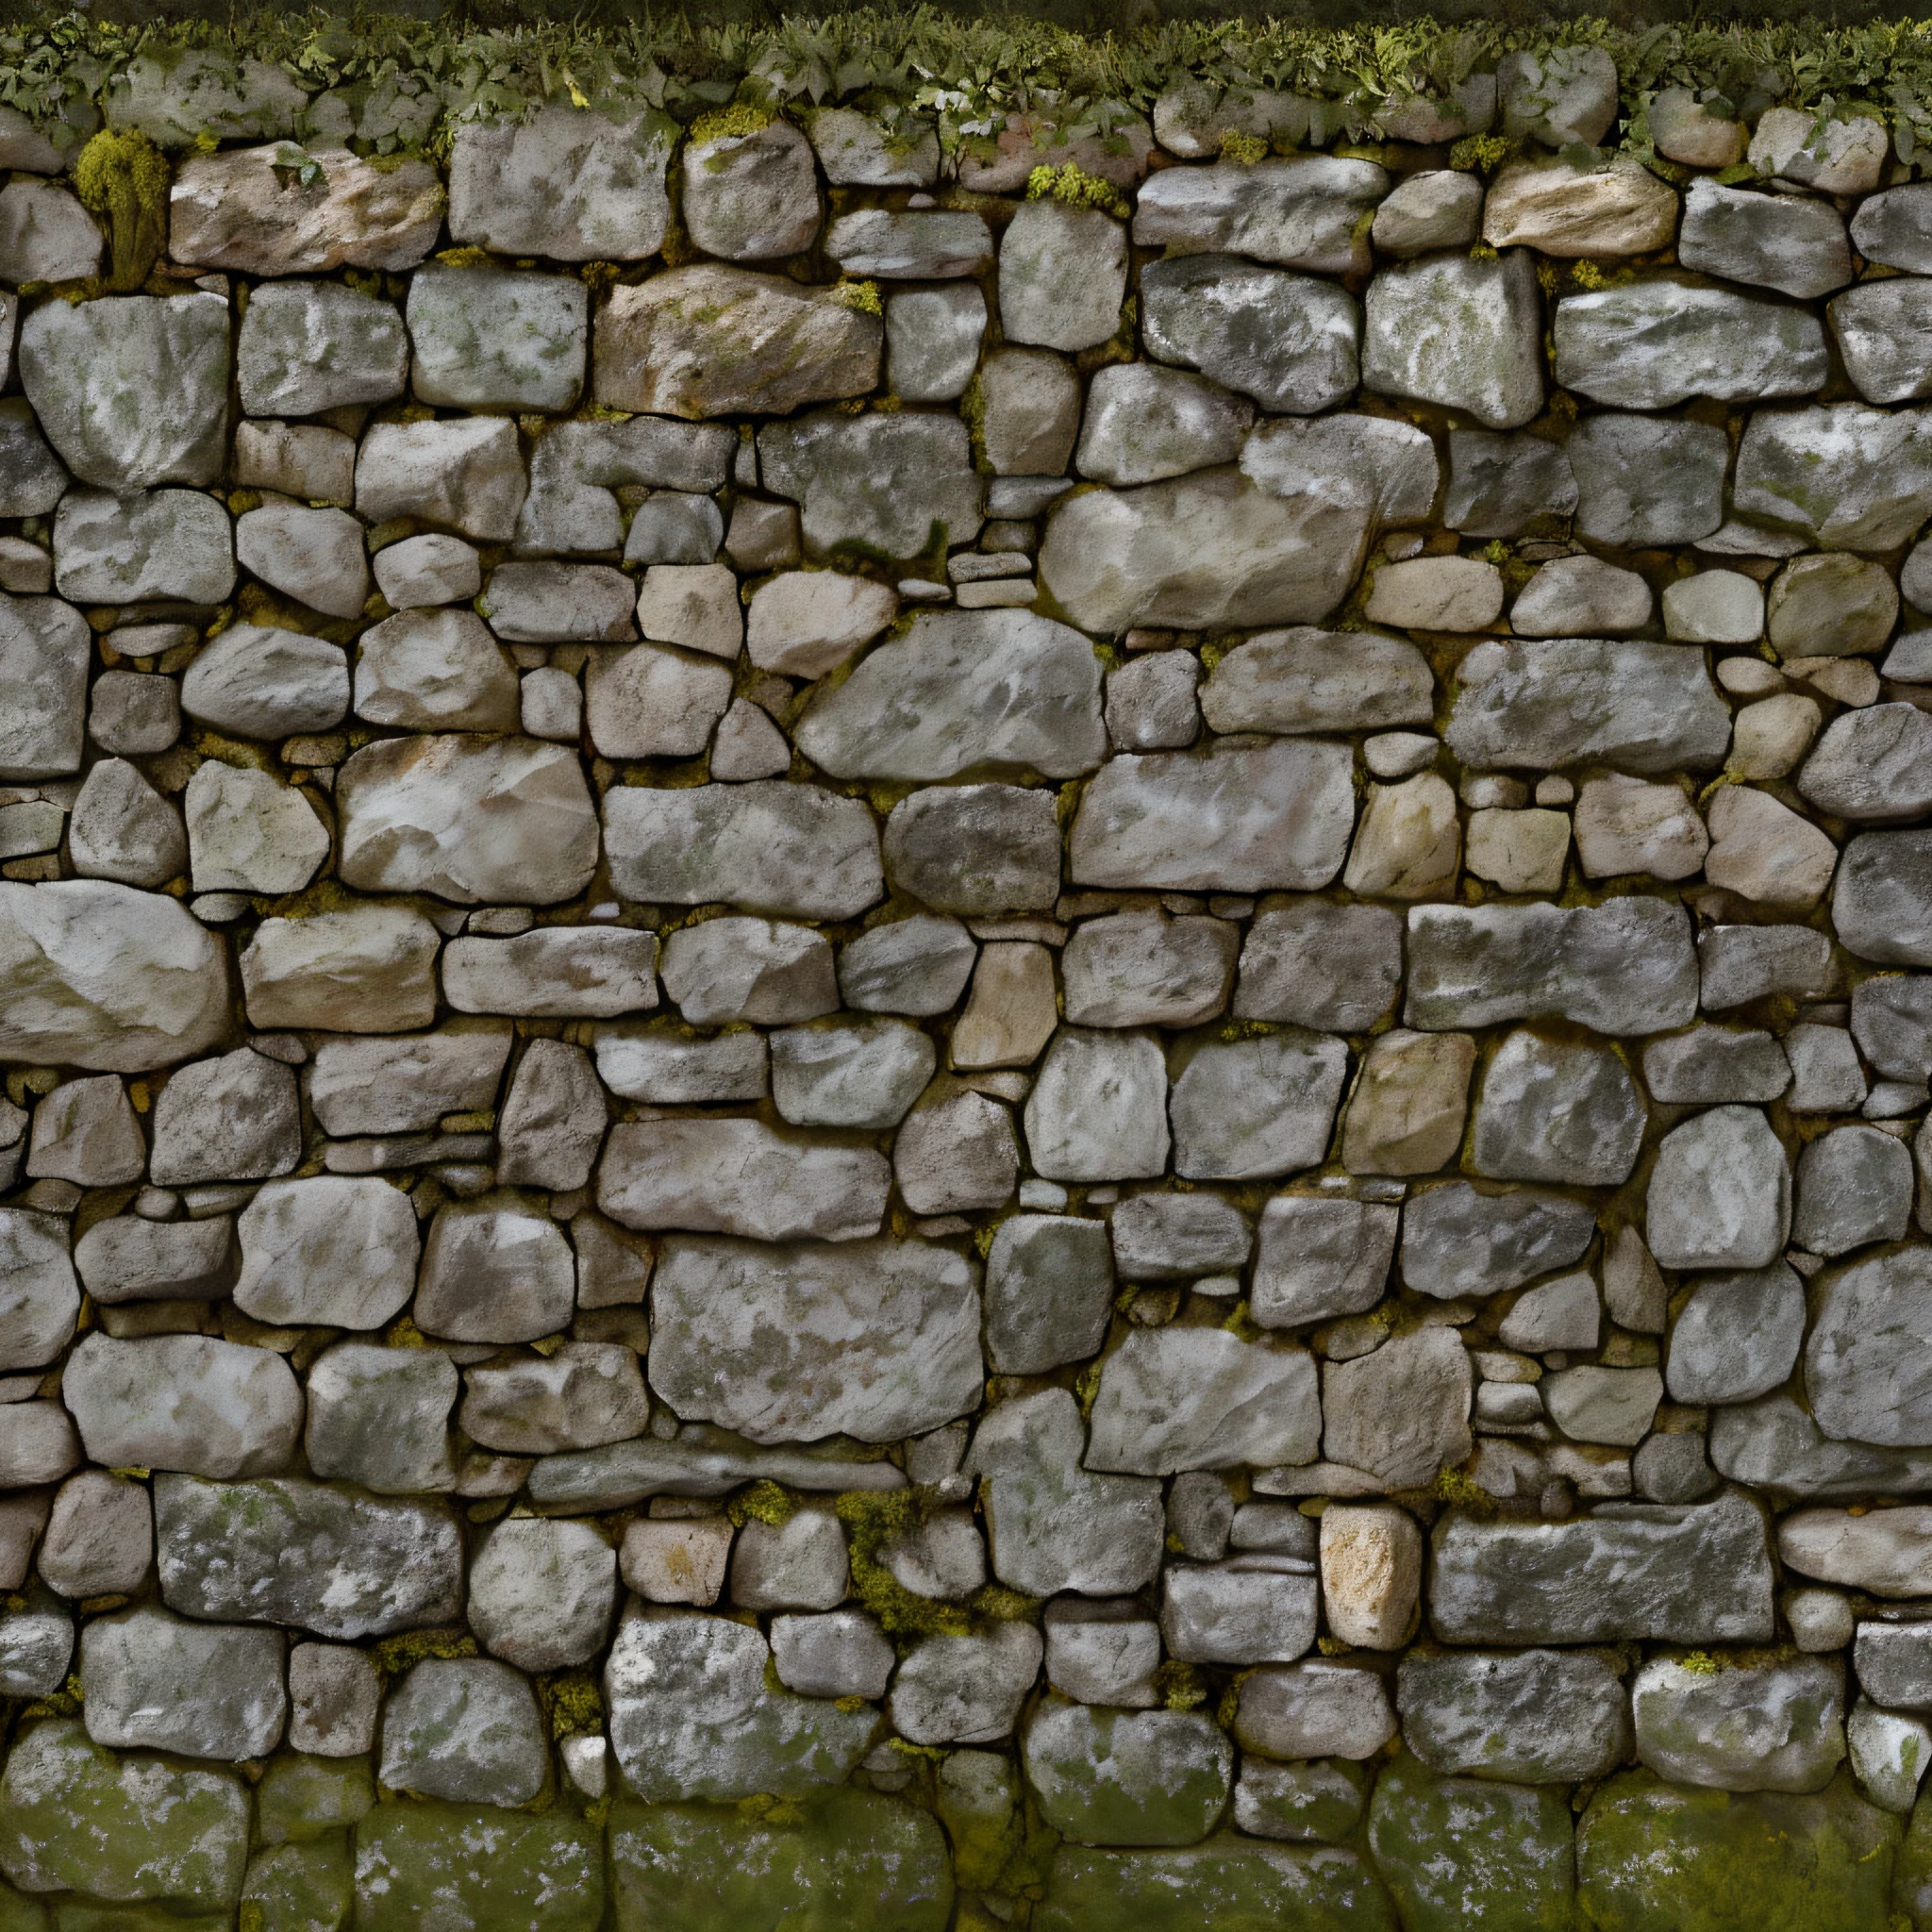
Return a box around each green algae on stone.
[1577,1768,1898,1932]
[257,1757,375,1847]
[54,1908,229,1932]
[1034,1836,1397,1932]
[0,1876,42,1931]
[606,1786,954,1932]
[936,1749,1026,1891]
[243,1835,354,1932]
[1367,1753,1575,1932]
[0,1720,249,1914]
[351,1802,604,1932]
[1022,1703,1232,1847]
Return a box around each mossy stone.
[606,1787,954,1932]
[0,1877,42,1931]
[1367,1754,1574,1932]
[1577,1768,1898,1932]
[936,1750,1024,1891]
[1235,1758,1367,1843]
[1023,1704,1232,1847]
[351,1802,604,1932]
[0,1720,249,1913]
[53,1910,228,1932]
[258,1757,375,1847]
[1034,1837,1397,1932]
[245,1836,354,1932]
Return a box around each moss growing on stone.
[1026,162,1130,219]
[1577,1769,1899,1932]
[73,127,169,291]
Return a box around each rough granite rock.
[1399,1649,1630,1783]
[1431,1491,1777,1643]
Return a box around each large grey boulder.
[1553,282,1828,407]
[443,926,660,1020]
[1398,1650,1630,1783]
[795,608,1101,782]
[380,1657,550,1807]
[448,105,673,259]
[63,1334,302,1478]
[1799,706,1932,823]
[1781,1508,1932,1598]
[647,1235,981,1444]
[1041,467,1368,635]
[468,1518,617,1673]
[1024,1029,1171,1182]
[236,278,408,415]
[971,1389,1163,1597]
[1321,1327,1473,1488]
[1469,1030,1645,1186]
[0,592,88,780]
[1236,900,1402,1032]
[1711,1391,1932,1498]
[0,178,101,282]
[519,416,733,557]
[594,1117,889,1243]
[155,1474,463,1639]
[1141,254,1358,415]
[1667,1264,1807,1407]
[605,781,881,918]
[1090,1329,1321,1474]
[355,416,528,543]
[606,1610,874,1799]
[891,1624,1044,1745]
[1733,403,1932,551]
[336,734,599,905]
[658,918,836,1026]
[884,784,1060,915]
[305,1344,457,1494]
[759,408,980,558]
[1201,626,1433,736]
[1677,178,1853,298]
[1000,200,1127,351]
[1794,1126,1913,1257]
[1568,413,1728,546]
[1251,1195,1397,1328]
[240,901,441,1035]
[1807,1247,1932,1448]
[984,1214,1113,1374]
[73,1216,229,1306]
[184,761,328,895]
[1430,1491,1776,1643]
[1169,1032,1348,1180]
[0,1208,78,1369]
[1075,362,1255,487]
[682,117,820,260]
[1405,898,1698,1036]
[1446,639,1731,773]
[1401,1181,1594,1300]
[1070,740,1354,893]
[81,1607,285,1761]
[1632,1655,1844,1793]
[825,208,991,279]
[19,292,228,490]
[1646,1107,1791,1272]
[1062,910,1236,1028]
[410,1197,576,1344]
[1835,832,1932,965]
[595,265,880,418]
[1362,251,1542,428]
[407,265,588,412]
[355,608,520,732]
[461,1342,649,1456]
[182,624,349,741]
[1133,157,1386,272]
[0,399,71,519]
[55,488,236,604]
[1831,280,1932,405]
[149,1048,299,1186]
[1024,1703,1233,1847]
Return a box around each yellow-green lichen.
[1026,161,1130,218]
[727,1479,797,1528]
[690,101,776,147]
[830,277,882,315]
[74,127,169,291]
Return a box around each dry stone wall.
[8,39,1932,1932]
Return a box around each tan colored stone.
[635,563,742,660]
[170,145,443,274]
[1482,159,1679,258]
[620,1517,733,1607]
[1364,557,1504,633]
[1342,774,1460,900]
[1320,1504,1422,1649]
[1650,88,1747,169]
[1784,657,1881,708]
[593,265,881,420]
[952,941,1058,1070]
[1704,784,1839,911]
[1464,807,1569,893]
[1341,1029,1475,1176]
[1574,775,1707,881]
[1728,693,1823,780]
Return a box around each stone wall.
[6,40,1932,1932]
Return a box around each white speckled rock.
[648,1234,978,1443]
